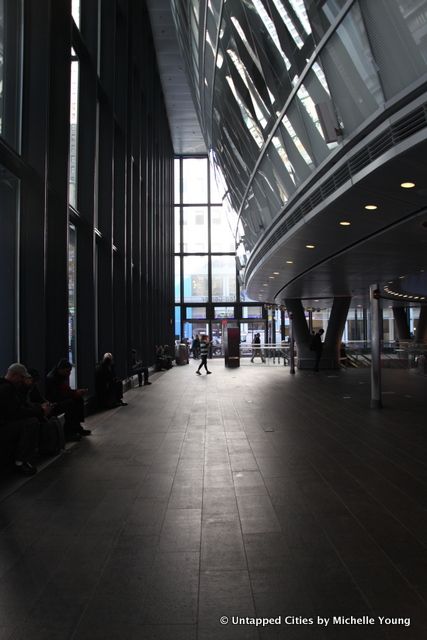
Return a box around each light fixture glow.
[269,276,275,279]
[364,204,378,210]
[339,221,351,226]
[273,272,280,275]
[305,244,315,249]
[286,260,293,264]
[400,181,415,189]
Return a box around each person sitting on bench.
[95,353,127,409]
[0,363,46,475]
[46,359,90,440]
[131,349,151,386]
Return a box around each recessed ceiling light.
[269,276,275,279]
[286,260,293,264]
[399,275,405,279]
[314,299,319,302]
[305,244,315,249]
[273,272,279,275]
[263,284,268,287]
[401,181,415,188]
[339,221,351,226]
[364,204,378,210]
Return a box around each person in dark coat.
[0,363,45,475]
[191,336,200,359]
[95,353,127,409]
[46,359,90,440]
[131,349,151,387]
[312,329,325,372]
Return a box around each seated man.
[0,363,46,475]
[95,353,127,409]
[46,359,90,440]
[131,349,151,387]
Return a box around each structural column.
[415,306,427,343]
[284,298,311,368]
[370,285,382,409]
[323,296,351,368]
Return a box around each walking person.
[250,333,265,363]
[196,335,212,375]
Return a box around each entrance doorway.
[239,321,267,357]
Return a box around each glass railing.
[239,343,293,365]
[342,341,427,372]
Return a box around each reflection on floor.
[1,361,427,639]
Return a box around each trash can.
[176,343,189,365]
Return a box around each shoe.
[144,382,152,386]
[196,371,201,375]
[15,461,37,476]
[206,371,212,374]
[79,427,92,436]
[119,401,128,406]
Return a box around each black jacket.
[0,378,44,425]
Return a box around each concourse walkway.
[1,361,427,639]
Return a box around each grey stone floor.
[1,361,427,639]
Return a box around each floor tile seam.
[294,376,427,442]
[69,415,182,637]
[296,393,427,474]
[299,458,427,609]
[21,524,124,640]
[299,430,427,554]
[285,489,424,633]
[67,409,183,637]
[196,413,207,640]
[289,393,427,505]
[294,378,427,459]
[225,399,267,633]
[151,417,191,557]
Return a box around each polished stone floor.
[1,361,427,639]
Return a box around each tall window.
[0,166,19,370]
[174,156,262,342]
[0,0,23,151]
[69,49,80,209]
[68,224,77,381]
[72,0,80,28]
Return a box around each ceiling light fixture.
[305,244,315,249]
[364,204,378,210]
[339,221,351,226]
[286,260,293,264]
[273,272,280,275]
[400,181,415,189]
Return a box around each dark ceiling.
[146,0,206,155]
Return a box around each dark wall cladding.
[173,0,427,252]
[0,0,175,390]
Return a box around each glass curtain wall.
[0,0,175,389]
[0,0,23,151]
[175,156,266,353]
